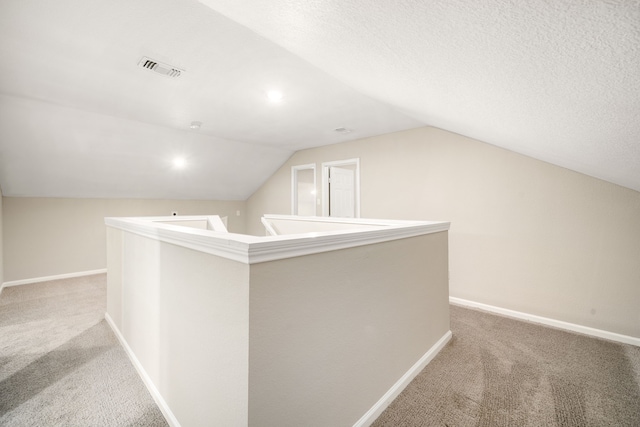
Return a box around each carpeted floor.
[373,304,640,427]
[0,274,168,427]
[1,275,639,426]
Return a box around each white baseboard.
[106,314,451,427]
[353,330,453,427]
[105,313,181,427]
[450,297,640,348]
[2,269,107,288]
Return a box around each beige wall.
[3,197,246,282]
[107,219,449,426]
[248,232,450,426]
[247,126,640,338]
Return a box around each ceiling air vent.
[138,57,183,78]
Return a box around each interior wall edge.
[450,297,640,347]
[2,268,107,288]
[352,330,452,427]
[105,313,180,427]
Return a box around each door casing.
[321,158,360,217]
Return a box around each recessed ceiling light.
[173,157,187,169]
[190,121,202,130]
[266,90,283,103]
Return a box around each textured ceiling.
[0,0,421,198]
[0,0,638,199]
[201,0,640,192]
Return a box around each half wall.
[105,215,450,426]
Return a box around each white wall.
[3,197,246,282]
[106,227,250,426]
[247,126,640,339]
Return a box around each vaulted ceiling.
[0,0,638,199]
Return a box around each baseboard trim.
[105,313,181,427]
[450,297,640,347]
[353,330,452,427]
[2,269,107,288]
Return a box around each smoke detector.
[138,57,184,78]
[334,127,354,134]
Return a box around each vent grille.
[138,57,183,78]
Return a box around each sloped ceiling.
[0,0,638,199]
[201,0,640,192]
[0,0,422,199]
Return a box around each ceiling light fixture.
[190,121,202,130]
[173,157,187,169]
[266,90,284,103]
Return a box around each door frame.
[291,163,316,215]
[321,158,360,217]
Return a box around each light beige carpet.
[2,274,639,426]
[373,304,640,427]
[0,274,168,427]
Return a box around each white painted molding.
[450,297,640,348]
[105,313,181,427]
[261,216,278,236]
[248,222,449,264]
[106,215,450,265]
[353,330,453,427]
[2,268,107,288]
[206,215,228,232]
[262,214,434,226]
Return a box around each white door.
[329,166,355,218]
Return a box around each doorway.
[321,158,360,218]
[291,164,316,216]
